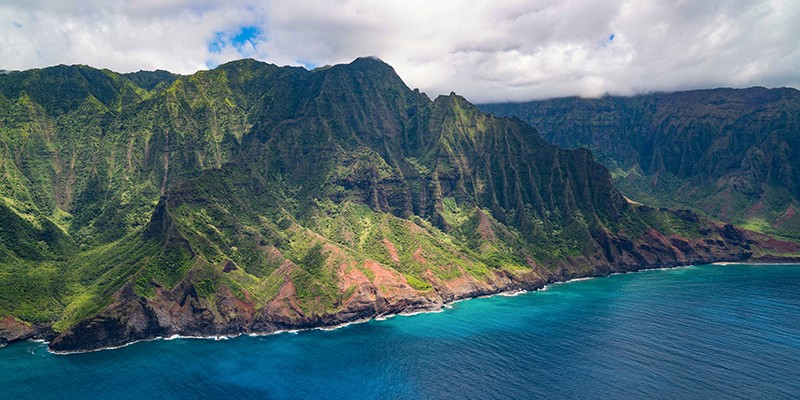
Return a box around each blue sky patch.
[232,26,260,47]
[298,60,318,70]
[208,25,262,54]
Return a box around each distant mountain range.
[0,59,794,351]
[481,87,800,240]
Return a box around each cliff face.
[480,88,800,241]
[1,59,795,352]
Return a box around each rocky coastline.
[4,245,795,354]
[3,58,799,356]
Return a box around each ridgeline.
[0,59,795,351]
[481,87,800,241]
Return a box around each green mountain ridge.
[0,59,793,351]
[480,87,800,240]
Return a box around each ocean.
[2,263,800,399]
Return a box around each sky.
[1,0,798,103]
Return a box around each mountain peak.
[0,56,783,352]
[342,56,398,76]
[350,55,389,65]
[309,55,410,98]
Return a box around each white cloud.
[0,0,798,102]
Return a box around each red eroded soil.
[412,247,427,264]
[747,200,765,216]
[774,206,797,228]
[475,210,496,241]
[382,238,401,263]
[364,260,415,296]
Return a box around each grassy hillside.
[0,60,786,349]
[481,88,800,240]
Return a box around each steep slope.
[122,70,182,91]
[480,88,800,240]
[0,60,794,351]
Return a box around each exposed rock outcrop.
[48,222,795,353]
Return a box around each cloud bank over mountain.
[1,0,798,102]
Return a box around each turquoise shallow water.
[2,264,800,399]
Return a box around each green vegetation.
[0,58,772,337]
[480,87,800,241]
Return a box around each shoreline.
[47,307,454,355]
[711,261,800,266]
[42,262,710,355]
[12,259,796,355]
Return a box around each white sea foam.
[713,261,798,266]
[647,265,689,271]
[248,329,300,337]
[49,338,150,355]
[47,263,719,355]
[48,333,248,355]
[498,290,528,297]
[399,308,443,317]
[314,319,365,332]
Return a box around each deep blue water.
[2,264,800,399]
